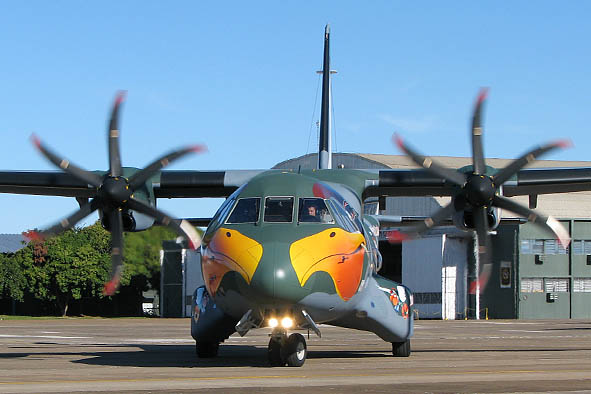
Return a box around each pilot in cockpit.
[306,205,321,222]
[300,201,321,222]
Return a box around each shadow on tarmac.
[1,343,391,368]
[6,342,590,368]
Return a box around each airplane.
[0,25,589,367]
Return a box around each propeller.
[389,89,571,293]
[24,91,206,295]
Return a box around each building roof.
[275,152,591,220]
[355,154,591,170]
[0,234,27,254]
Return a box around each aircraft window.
[326,199,358,233]
[210,195,236,227]
[298,198,334,224]
[264,197,294,223]
[226,197,260,224]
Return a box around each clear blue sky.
[1,2,590,233]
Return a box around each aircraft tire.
[392,339,411,357]
[267,338,285,367]
[196,341,219,358]
[282,333,307,367]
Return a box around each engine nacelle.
[452,206,500,232]
[100,209,155,232]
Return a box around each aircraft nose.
[248,241,313,304]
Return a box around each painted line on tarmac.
[0,334,91,339]
[1,369,588,387]
[128,338,194,343]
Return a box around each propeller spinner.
[389,89,571,293]
[25,92,205,295]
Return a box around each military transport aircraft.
[1,25,589,367]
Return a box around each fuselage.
[200,171,378,325]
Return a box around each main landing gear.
[196,341,219,358]
[268,328,307,367]
[392,339,411,357]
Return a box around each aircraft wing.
[155,170,266,198]
[364,169,454,198]
[0,171,93,197]
[0,169,267,199]
[365,167,591,198]
[3,167,591,200]
[502,167,591,197]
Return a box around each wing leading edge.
[365,167,591,199]
[0,170,268,199]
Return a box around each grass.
[0,315,65,320]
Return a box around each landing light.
[281,317,293,328]
[268,318,279,328]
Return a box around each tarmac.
[0,317,590,393]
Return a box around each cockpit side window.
[264,197,294,223]
[226,197,261,224]
[210,195,236,228]
[298,198,334,224]
[326,199,359,233]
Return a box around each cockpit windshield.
[226,197,260,224]
[264,197,294,223]
[298,198,334,224]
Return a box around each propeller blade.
[492,195,570,248]
[471,88,488,175]
[393,134,467,187]
[126,197,202,249]
[469,206,493,294]
[24,198,101,241]
[387,201,456,242]
[493,140,572,186]
[103,210,124,296]
[128,144,207,191]
[31,134,103,187]
[108,91,126,177]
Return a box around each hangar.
[273,153,591,320]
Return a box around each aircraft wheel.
[267,338,285,366]
[392,339,411,357]
[196,341,219,358]
[281,333,307,367]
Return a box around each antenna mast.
[318,24,333,170]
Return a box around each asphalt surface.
[0,317,590,393]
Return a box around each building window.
[573,278,591,292]
[544,278,569,293]
[520,240,531,254]
[544,240,557,255]
[572,240,591,255]
[520,239,568,255]
[521,278,543,293]
[533,240,544,255]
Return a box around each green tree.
[0,252,27,302]
[17,223,111,316]
[6,221,195,316]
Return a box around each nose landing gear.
[267,328,307,367]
